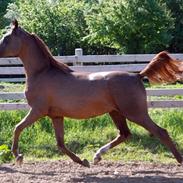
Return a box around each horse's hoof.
[93,154,102,165]
[82,159,90,168]
[16,154,23,166]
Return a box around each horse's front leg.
[11,108,42,165]
[52,117,90,167]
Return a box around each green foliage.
[0,0,14,36]
[85,0,174,53]
[2,0,183,54]
[0,144,13,163]
[5,0,88,55]
[163,0,183,53]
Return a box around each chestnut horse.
[0,20,182,167]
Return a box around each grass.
[0,109,183,164]
[0,82,183,164]
[0,82,25,92]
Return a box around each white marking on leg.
[93,144,111,164]
[98,144,111,154]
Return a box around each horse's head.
[0,20,23,57]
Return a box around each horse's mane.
[31,34,73,73]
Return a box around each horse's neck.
[19,38,50,78]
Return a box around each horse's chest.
[24,90,34,106]
[25,88,47,107]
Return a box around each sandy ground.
[0,160,183,183]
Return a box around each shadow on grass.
[65,131,181,155]
[0,130,181,161]
[129,132,167,153]
[25,131,182,156]
[129,132,183,154]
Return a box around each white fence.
[0,50,183,110]
[0,50,183,82]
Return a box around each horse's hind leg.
[93,111,131,164]
[51,117,90,167]
[135,115,182,164]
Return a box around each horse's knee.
[11,145,17,156]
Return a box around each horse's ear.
[12,19,19,29]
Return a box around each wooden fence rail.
[0,50,183,110]
[0,51,183,82]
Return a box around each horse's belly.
[68,104,113,119]
[48,99,115,119]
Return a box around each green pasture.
[0,82,183,164]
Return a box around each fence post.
[74,48,83,66]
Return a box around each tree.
[5,0,88,55]
[163,0,183,53]
[85,0,174,54]
[0,0,14,36]
[3,0,178,54]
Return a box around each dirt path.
[0,160,183,183]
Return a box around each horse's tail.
[139,51,183,83]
